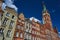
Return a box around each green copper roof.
[43,4,47,13]
[43,5,46,11]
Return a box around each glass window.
[20,33,23,38]
[17,25,20,29]
[28,35,31,40]
[12,15,15,19]
[0,13,1,18]
[22,21,24,24]
[1,14,3,20]
[16,32,19,37]
[9,20,14,29]
[26,25,28,30]
[2,18,8,27]
[32,31,35,34]
[6,13,10,17]
[0,20,1,26]
[0,28,4,36]
[18,20,21,22]
[21,26,24,30]
[33,37,34,40]
[6,30,11,37]
[46,35,51,40]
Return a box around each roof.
[5,6,17,16]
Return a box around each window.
[6,30,11,37]
[6,13,10,17]
[21,27,24,30]
[26,34,28,39]
[0,28,4,36]
[9,20,14,29]
[22,21,24,24]
[0,13,1,26]
[33,37,34,40]
[1,14,3,20]
[2,18,8,27]
[35,31,36,35]
[16,25,20,29]
[26,26,28,29]
[0,13,3,20]
[16,32,19,37]
[46,29,50,35]
[12,15,15,19]
[18,20,21,22]
[20,33,23,38]
[29,26,31,33]
[35,37,36,40]
[0,13,1,18]
[28,35,31,40]
[46,35,51,40]
[0,21,1,26]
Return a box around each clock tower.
[42,3,53,31]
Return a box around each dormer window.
[6,13,10,17]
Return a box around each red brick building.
[13,13,25,40]
[13,3,60,40]
[31,19,40,40]
[41,3,59,40]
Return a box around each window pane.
[2,18,8,27]
[20,33,23,38]
[16,32,19,37]
[21,27,23,30]
[6,30,11,37]
[16,25,20,29]
[0,28,4,36]
[6,13,10,17]
[9,20,14,29]
[12,15,15,19]
[18,20,21,22]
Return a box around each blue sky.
[14,0,60,32]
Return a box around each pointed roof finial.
[42,1,47,12]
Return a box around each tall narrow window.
[6,30,11,37]
[9,20,14,29]
[16,25,20,29]
[46,35,51,40]
[20,32,23,38]
[16,32,19,37]
[2,18,8,27]
[0,13,1,18]
[21,26,24,30]
[0,14,1,26]
[0,28,4,36]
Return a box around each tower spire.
[42,1,47,13]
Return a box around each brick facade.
[0,0,60,40]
